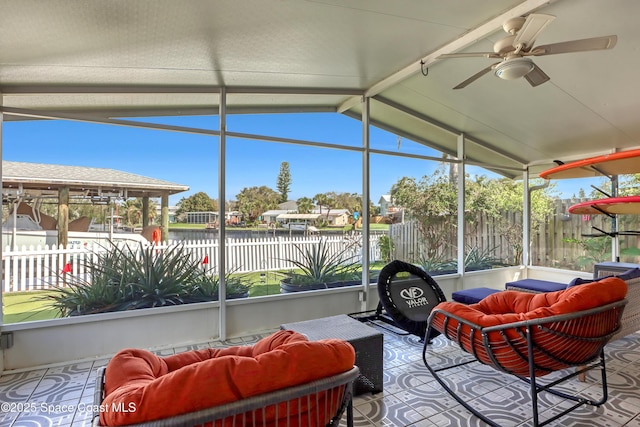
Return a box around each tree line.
[174,161,376,224]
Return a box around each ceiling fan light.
[494,58,535,80]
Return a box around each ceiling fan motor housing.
[494,57,534,80]
[503,16,526,34]
[493,35,517,55]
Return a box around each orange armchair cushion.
[435,277,627,329]
[101,330,355,426]
[430,277,627,376]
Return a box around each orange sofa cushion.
[100,330,355,426]
[430,277,627,376]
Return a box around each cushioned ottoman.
[452,287,501,304]
[505,279,566,293]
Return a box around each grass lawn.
[3,290,60,323]
[369,223,389,231]
[3,262,387,323]
[244,262,386,297]
[168,223,207,229]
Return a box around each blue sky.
[3,113,597,206]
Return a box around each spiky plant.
[42,242,217,316]
[284,238,360,286]
[186,266,252,302]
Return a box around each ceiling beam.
[1,85,362,96]
[373,96,528,166]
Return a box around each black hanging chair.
[352,260,446,340]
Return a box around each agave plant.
[41,242,136,316]
[123,243,204,309]
[417,252,456,275]
[416,245,507,275]
[462,245,507,271]
[42,242,249,316]
[282,238,360,287]
[187,266,252,302]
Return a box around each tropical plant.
[282,238,360,286]
[417,252,456,275]
[175,192,217,218]
[236,186,280,221]
[378,234,395,263]
[187,267,252,302]
[416,245,506,274]
[462,245,507,271]
[296,197,314,214]
[124,243,203,309]
[42,242,250,316]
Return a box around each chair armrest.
[93,366,360,427]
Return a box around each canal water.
[168,228,353,241]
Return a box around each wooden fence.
[2,234,382,292]
[389,199,640,271]
[5,198,639,292]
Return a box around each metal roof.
[1,1,639,178]
[2,161,189,199]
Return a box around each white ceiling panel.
[1,0,639,176]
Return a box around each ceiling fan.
[440,14,617,89]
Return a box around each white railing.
[2,234,382,292]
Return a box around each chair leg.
[423,330,611,427]
[346,399,354,427]
[422,328,502,427]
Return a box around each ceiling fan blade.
[531,35,617,56]
[513,14,556,48]
[439,52,501,59]
[453,62,500,90]
[524,63,550,87]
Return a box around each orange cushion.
[430,277,627,376]
[435,277,627,328]
[100,330,355,426]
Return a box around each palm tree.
[121,199,142,227]
[313,193,328,216]
[322,194,336,221]
[296,197,314,214]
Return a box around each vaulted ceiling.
[1,0,638,178]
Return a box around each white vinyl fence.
[2,234,382,292]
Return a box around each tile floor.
[1,323,640,427]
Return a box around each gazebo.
[2,161,189,245]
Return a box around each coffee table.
[281,314,383,395]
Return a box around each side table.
[281,314,383,395]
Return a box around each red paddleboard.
[568,196,640,215]
[539,149,640,179]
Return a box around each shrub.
[42,242,250,316]
[378,234,395,263]
[187,267,252,302]
[283,238,360,286]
